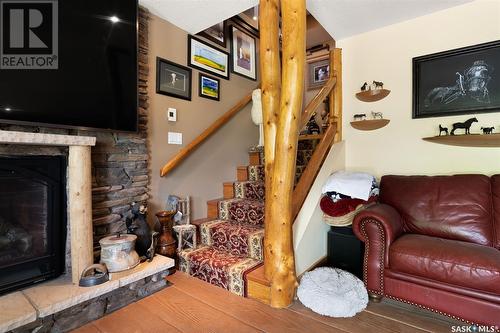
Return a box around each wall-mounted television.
[0,0,138,132]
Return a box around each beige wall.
[147,15,259,220]
[337,0,500,177]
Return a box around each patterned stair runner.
[179,162,266,296]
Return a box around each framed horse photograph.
[413,40,500,118]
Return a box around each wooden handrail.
[292,123,336,220]
[160,92,254,177]
[299,75,337,131]
[292,48,342,222]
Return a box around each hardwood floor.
[74,272,462,333]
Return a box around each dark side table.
[327,225,365,279]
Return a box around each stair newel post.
[330,48,343,142]
[267,0,305,308]
[259,0,281,282]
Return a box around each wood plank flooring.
[74,272,462,333]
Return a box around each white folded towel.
[322,171,375,201]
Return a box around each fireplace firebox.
[0,156,66,295]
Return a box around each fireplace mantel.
[0,130,96,146]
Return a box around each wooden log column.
[68,145,94,284]
[259,0,281,281]
[267,0,306,308]
[330,48,342,142]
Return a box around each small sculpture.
[353,113,366,121]
[306,113,320,134]
[373,80,384,89]
[481,126,495,134]
[371,111,383,119]
[126,203,158,260]
[450,117,478,135]
[361,82,368,91]
[439,124,448,136]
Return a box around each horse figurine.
[450,117,478,135]
[481,126,494,134]
[438,124,448,136]
[373,80,384,89]
[361,82,368,91]
[353,113,366,121]
[371,111,383,119]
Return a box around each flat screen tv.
[0,0,138,132]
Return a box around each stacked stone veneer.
[0,8,150,261]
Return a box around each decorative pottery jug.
[155,210,177,258]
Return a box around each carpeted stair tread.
[218,198,264,225]
[247,165,264,181]
[179,246,261,296]
[234,180,265,200]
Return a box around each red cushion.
[380,175,494,246]
[389,234,500,295]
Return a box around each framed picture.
[197,21,226,48]
[188,35,230,79]
[413,40,500,118]
[199,74,220,101]
[307,59,330,90]
[230,26,257,81]
[156,57,192,100]
[230,13,259,38]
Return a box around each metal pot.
[99,233,140,272]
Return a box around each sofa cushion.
[492,175,500,250]
[380,175,493,246]
[389,234,500,295]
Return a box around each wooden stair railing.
[293,48,342,220]
[160,92,255,177]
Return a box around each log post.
[330,48,342,142]
[68,145,93,284]
[259,0,281,281]
[267,0,306,308]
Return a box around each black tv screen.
[0,0,138,132]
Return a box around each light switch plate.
[167,108,177,121]
[168,132,182,145]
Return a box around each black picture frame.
[198,73,220,101]
[156,57,192,101]
[413,40,500,118]
[197,21,227,48]
[230,25,257,81]
[229,15,259,38]
[188,35,230,80]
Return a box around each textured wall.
[337,0,500,177]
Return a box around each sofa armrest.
[352,204,404,294]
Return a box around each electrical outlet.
[167,108,177,121]
[168,132,182,145]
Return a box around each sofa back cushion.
[380,175,493,246]
[492,175,500,249]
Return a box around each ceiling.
[139,0,473,40]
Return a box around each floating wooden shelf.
[350,119,390,131]
[422,133,500,147]
[355,89,391,102]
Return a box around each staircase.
[178,150,265,296]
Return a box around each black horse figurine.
[450,117,478,135]
[481,126,495,134]
[373,80,384,89]
[361,82,368,91]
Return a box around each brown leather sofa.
[352,175,500,326]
